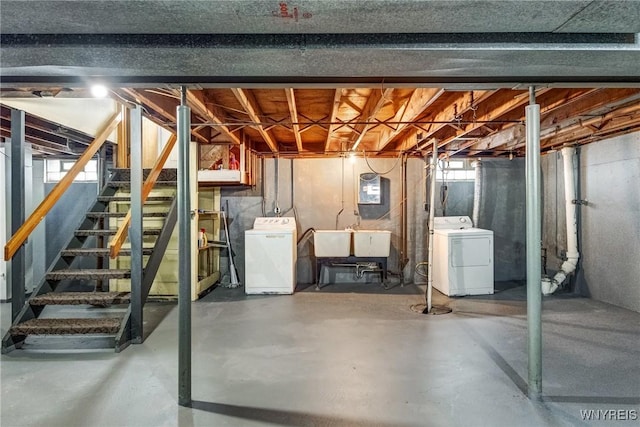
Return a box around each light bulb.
[349,152,356,164]
[90,84,108,98]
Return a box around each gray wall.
[542,132,640,312]
[45,182,98,268]
[474,159,527,282]
[221,156,527,286]
[222,156,418,285]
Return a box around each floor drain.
[410,304,453,315]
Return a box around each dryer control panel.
[433,216,473,230]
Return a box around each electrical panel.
[358,173,381,204]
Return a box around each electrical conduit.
[542,146,579,295]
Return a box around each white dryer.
[244,217,297,295]
[433,216,494,296]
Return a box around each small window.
[46,159,98,183]
[436,159,476,182]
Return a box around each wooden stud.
[285,88,304,152]
[324,89,343,153]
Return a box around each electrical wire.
[363,150,403,175]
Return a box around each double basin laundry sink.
[313,230,391,257]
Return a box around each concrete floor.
[1,283,639,427]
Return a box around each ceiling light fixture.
[90,84,109,98]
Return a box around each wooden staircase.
[1,168,178,353]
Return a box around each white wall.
[542,131,640,312]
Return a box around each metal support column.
[10,110,26,320]
[425,140,437,313]
[177,87,192,407]
[129,106,143,343]
[526,87,542,399]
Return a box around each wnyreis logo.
[580,409,638,421]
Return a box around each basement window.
[436,159,475,181]
[46,159,98,183]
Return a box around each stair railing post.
[129,106,144,343]
[177,87,192,407]
[9,109,26,321]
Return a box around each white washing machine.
[433,216,494,296]
[244,217,297,295]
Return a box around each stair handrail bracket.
[4,111,122,261]
[109,133,177,258]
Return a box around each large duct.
[542,146,580,295]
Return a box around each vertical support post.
[117,104,130,168]
[10,110,26,320]
[129,106,143,343]
[177,87,192,407]
[98,145,108,191]
[526,86,542,399]
[425,140,437,313]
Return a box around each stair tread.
[30,292,131,306]
[108,181,177,187]
[46,269,131,280]
[61,248,154,256]
[75,229,162,236]
[97,196,174,202]
[9,318,122,336]
[86,211,168,218]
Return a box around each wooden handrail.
[4,111,122,261]
[109,133,177,258]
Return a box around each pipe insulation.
[542,146,580,295]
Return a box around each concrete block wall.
[541,132,640,312]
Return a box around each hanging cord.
[439,159,449,216]
[363,150,403,175]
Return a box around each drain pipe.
[335,155,345,229]
[425,140,437,313]
[472,159,484,227]
[281,159,295,216]
[542,146,579,295]
[274,156,281,216]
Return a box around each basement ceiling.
[2,86,639,158]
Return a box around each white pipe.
[426,140,437,312]
[542,146,580,295]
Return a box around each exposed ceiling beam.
[376,88,444,151]
[120,88,207,144]
[433,88,554,153]
[470,88,640,153]
[351,88,394,151]
[411,90,493,151]
[184,89,241,145]
[284,88,303,152]
[230,88,277,152]
[0,126,75,154]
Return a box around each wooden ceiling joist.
[230,88,277,152]
[120,88,207,144]
[350,88,394,151]
[410,90,492,151]
[376,88,445,152]
[284,88,303,152]
[184,90,241,145]
[324,89,344,153]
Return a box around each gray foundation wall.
[541,132,640,313]
[474,159,527,282]
[221,156,527,286]
[45,182,98,269]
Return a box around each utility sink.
[353,230,392,257]
[313,230,352,257]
